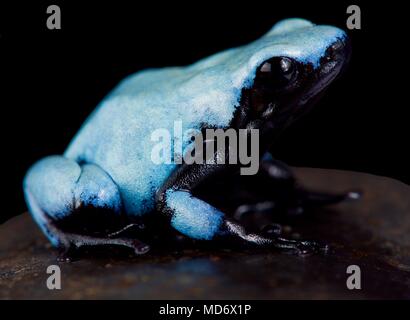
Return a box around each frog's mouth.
[300,38,351,106]
[267,37,352,129]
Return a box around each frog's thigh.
[23,155,122,245]
[165,190,225,240]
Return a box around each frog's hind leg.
[162,189,323,254]
[24,156,149,258]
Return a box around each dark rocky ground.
[1,168,409,299]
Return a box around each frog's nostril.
[324,38,349,64]
[326,40,341,58]
[330,39,345,53]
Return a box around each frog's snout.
[291,35,351,114]
[320,37,351,77]
[328,37,350,61]
[313,36,351,95]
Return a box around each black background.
[0,1,408,223]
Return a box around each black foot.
[259,153,362,215]
[57,246,78,262]
[55,232,150,261]
[294,188,362,209]
[223,219,328,256]
[271,236,329,255]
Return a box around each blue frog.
[24,18,359,258]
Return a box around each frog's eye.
[257,57,297,89]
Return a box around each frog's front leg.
[234,153,361,220]
[24,156,149,259]
[156,163,322,254]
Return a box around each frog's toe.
[292,239,330,255]
[132,241,150,255]
[260,224,330,255]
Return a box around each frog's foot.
[234,187,361,220]
[162,189,325,255]
[222,219,327,255]
[256,154,361,216]
[291,188,361,212]
[56,232,150,261]
[24,155,150,258]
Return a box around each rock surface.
[1,168,409,299]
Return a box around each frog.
[23,18,359,259]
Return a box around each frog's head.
[235,19,350,134]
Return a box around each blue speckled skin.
[24,18,348,248]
